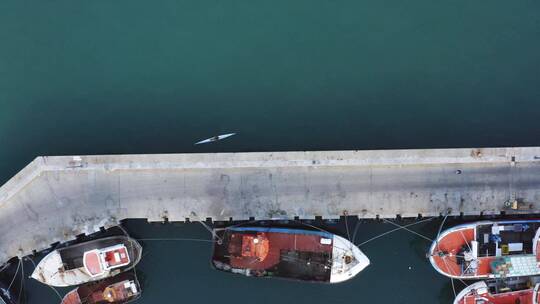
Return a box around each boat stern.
[329,235,370,283]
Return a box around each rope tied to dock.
[356,217,435,247]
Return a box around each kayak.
[195,133,236,145]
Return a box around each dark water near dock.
[1,0,540,303]
[5,218,462,304]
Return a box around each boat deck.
[477,222,540,256]
[213,228,334,281]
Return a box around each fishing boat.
[453,277,540,304]
[429,220,540,280]
[61,272,141,304]
[211,227,370,283]
[194,133,235,145]
[31,236,142,287]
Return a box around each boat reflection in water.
[212,227,369,283]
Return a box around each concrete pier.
[1,147,540,264]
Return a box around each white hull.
[330,235,370,283]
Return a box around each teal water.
[1,0,540,303]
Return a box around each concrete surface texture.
[1,147,540,264]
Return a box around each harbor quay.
[1,147,540,264]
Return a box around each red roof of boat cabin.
[104,247,129,268]
[84,251,103,276]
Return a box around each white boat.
[195,133,236,145]
[31,236,142,287]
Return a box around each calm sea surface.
[1,0,540,303]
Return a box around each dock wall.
[1,147,540,263]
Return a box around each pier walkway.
[1,147,540,264]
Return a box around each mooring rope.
[0,261,10,273]
[344,214,352,243]
[435,210,451,252]
[17,258,24,304]
[381,218,434,242]
[356,217,435,247]
[198,221,222,243]
[352,221,361,244]
[7,258,20,292]
[450,277,457,298]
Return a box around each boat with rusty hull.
[31,236,142,287]
[211,227,370,283]
[454,276,540,304]
[61,272,141,304]
[430,220,540,280]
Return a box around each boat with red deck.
[429,220,540,280]
[61,272,141,304]
[454,277,540,304]
[31,236,142,287]
[211,227,370,283]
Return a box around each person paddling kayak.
[195,133,236,145]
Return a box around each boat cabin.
[98,280,139,303]
[229,233,270,263]
[83,244,131,277]
[473,222,540,257]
